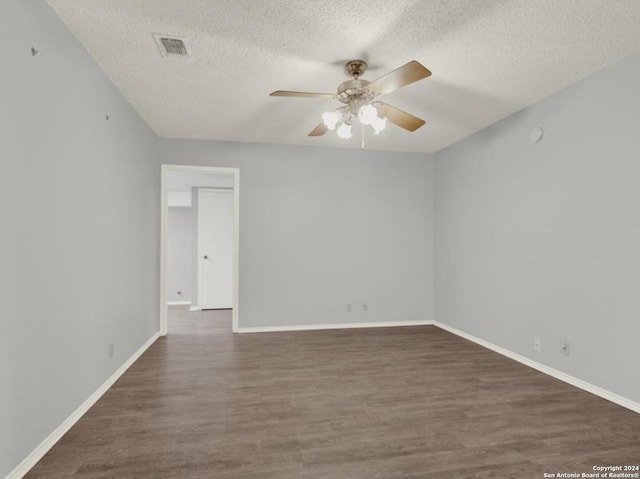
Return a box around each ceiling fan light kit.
[322,101,386,139]
[322,110,342,130]
[336,122,353,139]
[358,104,378,125]
[270,59,431,140]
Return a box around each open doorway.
[160,165,240,335]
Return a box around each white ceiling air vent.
[153,34,191,61]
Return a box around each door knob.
[202,255,209,259]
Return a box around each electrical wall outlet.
[534,337,541,353]
[108,342,115,359]
[560,336,570,356]
[361,301,368,312]
[346,304,352,313]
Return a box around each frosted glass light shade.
[372,116,387,134]
[336,122,352,139]
[358,104,378,125]
[322,110,342,130]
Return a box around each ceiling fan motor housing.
[339,60,375,108]
[337,79,374,107]
[345,59,368,78]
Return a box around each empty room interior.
[3,1,640,478]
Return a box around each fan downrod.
[345,60,368,79]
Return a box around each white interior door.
[197,189,233,309]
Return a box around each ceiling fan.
[270,59,431,139]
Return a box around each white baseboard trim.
[167,301,191,306]
[236,320,434,334]
[6,332,161,479]
[10,320,636,478]
[188,306,201,312]
[433,321,640,415]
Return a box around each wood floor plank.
[25,308,640,478]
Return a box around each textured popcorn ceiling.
[47,0,640,153]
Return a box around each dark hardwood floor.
[26,308,640,478]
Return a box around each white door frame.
[160,164,240,334]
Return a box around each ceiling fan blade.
[308,123,328,136]
[375,102,426,132]
[270,90,335,99]
[367,61,432,96]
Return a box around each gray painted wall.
[0,1,160,476]
[166,207,194,302]
[159,140,435,329]
[435,51,640,403]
